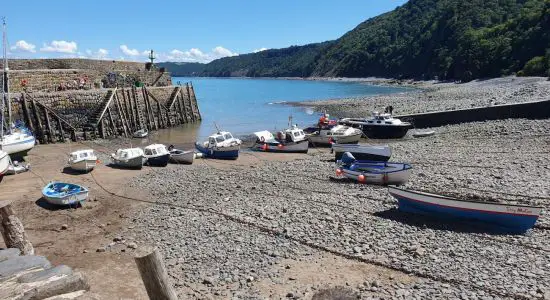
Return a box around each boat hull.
[309,133,361,146]
[195,143,240,160]
[112,156,145,169]
[169,150,194,164]
[341,162,412,185]
[332,144,391,162]
[0,151,10,175]
[2,135,36,160]
[70,159,97,172]
[146,154,170,166]
[42,182,89,206]
[253,140,308,153]
[361,124,411,139]
[388,187,542,234]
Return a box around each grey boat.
[110,148,146,169]
[168,145,194,164]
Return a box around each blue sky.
[3,0,407,63]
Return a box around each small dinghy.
[133,129,148,138]
[412,130,435,138]
[68,149,97,172]
[168,145,194,164]
[111,148,146,169]
[0,150,10,183]
[252,126,309,153]
[388,186,542,234]
[196,131,241,160]
[332,143,391,162]
[336,152,412,185]
[6,160,30,175]
[144,144,170,166]
[42,182,89,206]
[305,125,362,146]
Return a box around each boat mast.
[1,17,6,139]
[2,18,10,134]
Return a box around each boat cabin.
[144,144,168,156]
[206,131,241,147]
[116,148,144,159]
[366,112,404,125]
[69,149,96,162]
[282,125,306,142]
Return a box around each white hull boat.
[111,148,146,169]
[336,152,412,185]
[252,126,309,153]
[168,146,194,164]
[412,130,435,138]
[69,149,97,172]
[133,129,148,138]
[6,161,30,175]
[306,125,362,146]
[196,131,241,160]
[144,144,170,166]
[0,150,10,182]
[1,131,36,158]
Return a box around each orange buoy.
[262,144,268,151]
[358,174,366,183]
[277,144,284,149]
[96,159,101,163]
[335,168,343,176]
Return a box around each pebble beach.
[107,76,550,299]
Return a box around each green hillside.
[161,0,550,81]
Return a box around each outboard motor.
[341,152,356,166]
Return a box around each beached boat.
[252,126,309,153]
[168,145,194,164]
[133,129,148,138]
[1,129,36,159]
[339,112,412,139]
[195,131,241,160]
[336,152,411,185]
[332,144,391,162]
[305,125,362,146]
[412,130,435,138]
[0,150,10,182]
[6,160,30,175]
[144,144,170,166]
[42,182,89,206]
[68,149,97,172]
[387,186,542,234]
[111,148,146,169]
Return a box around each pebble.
[61,224,68,230]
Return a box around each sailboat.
[1,18,35,159]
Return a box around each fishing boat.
[144,144,170,166]
[339,111,412,139]
[252,125,309,153]
[195,131,241,160]
[42,182,89,206]
[6,160,30,175]
[0,150,9,182]
[68,149,97,172]
[133,129,148,138]
[332,144,391,162]
[336,152,412,185]
[110,148,146,169]
[304,125,362,146]
[387,186,542,234]
[1,20,35,159]
[168,145,194,164]
[412,129,435,138]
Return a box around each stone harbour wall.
[2,59,145,72]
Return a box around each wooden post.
[125,89,135,130]
[114,95,129,137]
[21,94,35,134]
[43,108,55,143]
[141,88,151,131]
[98,119,105,139]
[0,201,34,255]
[134,246,178,300]
[71,129,77,142]
[186,84,196,122]
[176,95,186,124]
[178,90,190,123]
[145,89,158,131]
[56,116,65,142]
[133,88,142,130]
[107,107,117,136]
[30,98,45,144]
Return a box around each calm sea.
[152,77,409,147]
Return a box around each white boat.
[6,160,30,175]
[0,150,10,182]
[110,148,146,169]
[412,130,435,138]
[339,112,412,139]
[331,144,391,162]
[336,152,412,185]
[144,144,170,166]
[1,20,35,159]
[167,145,194,164]
[196,131,242,160]
[305,125,362,146]
[133,129,148,138]
[252,126,309,153]
[68,149,97,172]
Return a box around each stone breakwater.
[112,118,550,299]
[290,76,550,118]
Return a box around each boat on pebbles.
[196,131,241,160]
[68,149,97,172]
[336,152,412,185]
[111,148,146,169]
[168,145,194,164]
[339,112,412,139]
[144,144,170,167]
[252,126,309,153]
[42,181,89,206]
[304,125,362,146]
[388,186,542,234]
[332,143,391,162]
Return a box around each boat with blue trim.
[195,131,241,160]
[336,152,412,185]
[252,126,309,153]
[42,182,89,206]
[387,186,542,234]
[144,144,170,166]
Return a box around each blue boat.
[144,144,170,167]
[42,182,89,206]
[388,186,542,234]
[195,131,241,160]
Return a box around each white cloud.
[11,40,36,53]
[164,46,238,63]
[97,48,108,58]
[120,45,140,56]
[83,48,109,59]
[85,49,92,55]
[40,40,78,53]
[253,47,268,53]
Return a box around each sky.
[3,0,407,63]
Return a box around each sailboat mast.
[1,17,6,139]
[2,18,10,134]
